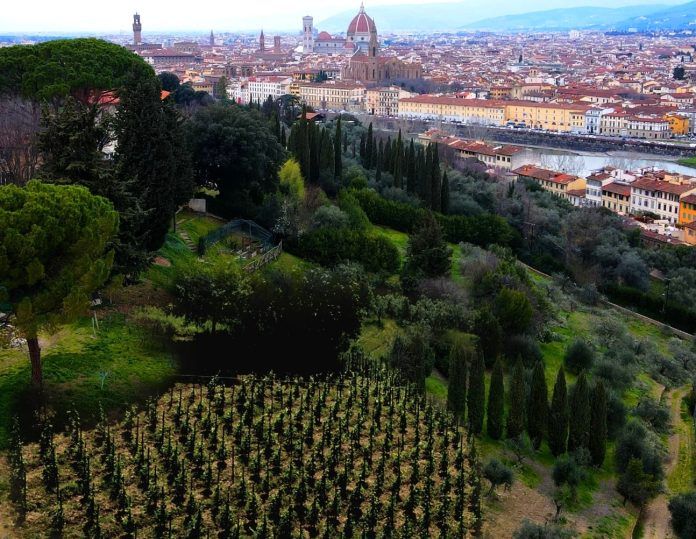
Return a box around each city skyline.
[0,0,685,33]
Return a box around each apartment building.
[600,114,670,139]
[397,96,588,133]
[680,193,696,225]
[398,96,506,125]
[366,86,413,116]
[448,140,523,171]
[297,82,366,111]
[602,182,632,214]
[630,177,696,223]
[504,102,588,132]
[247,76,293,104]
[513,165,587,200]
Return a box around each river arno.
[515,147,696,177]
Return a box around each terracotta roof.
[682,194,696,205]
[347,5,376,34]
[631,177,696,196]
[602,182,631,197]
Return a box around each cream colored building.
[298,82,366,111]
[398,96,506,126]
[600,114,670,139]
[366,86,413,116]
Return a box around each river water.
[517,147,696,177]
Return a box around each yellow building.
[665,113,690,136]
[504,102,588,132]
[601,182,632,215]
[513,165,586,199]
[398,96,506,126]
[680,194,696,225]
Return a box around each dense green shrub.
[668,492,696,538]
[350,188,514,248]
[564,339,594,374]
[290,227,400,274]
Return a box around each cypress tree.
[467,348,485,434]
[447,338,469,420]
[334,117,342,179]
[568,372,591,453]
[441,169,450,214]
[487,358,505,440]
[384,137,392,173]
[308,123,320,184]
[548,367,569,457]
[422,144,433,206]
[365,123,373,169]
[589,381,607,467]
[431,144,441,211]
[406,140,416,193]
[527,361,548,449]
[359,134,366,164]
[393,137,403,189]
[506,358,526,439]
[280,126,287,148]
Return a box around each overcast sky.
[0,0,685,33]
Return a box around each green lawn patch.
[0,314,176,448]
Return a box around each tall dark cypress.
[406,140,416,193]
[568,372,591,453]
[114,73,192,259]
[393,136,403,189]
[359,134,366,164]
[376,140,384,184]
[431,143,441,211]
[467,349,485,435]
[365,123,373,169]
[384,137,392,173]
[334,117,342,179]
[548,367,569,457]
[487,358,505,440]
[527,361,548,449]
[447,339,469,420]
[422,145,433,206]
[589,381,607,467]
[441,169,450,214]
[308,123,320,184]
[506,358,526,439]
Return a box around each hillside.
[317,0,677,32]
[462,5,666,31]
[614,0,696,30]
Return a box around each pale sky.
[0,0,685,33]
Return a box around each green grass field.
[0,314,176,448]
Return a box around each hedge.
[603,284,696,334]
[288,227,401,274]
[350,188,514,248]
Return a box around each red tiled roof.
[603,182,631,197]
[682,194,696,205]
[632,178,696,196]
[347,5,376,34]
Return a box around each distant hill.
[613,0,696,30]
[317,0,680,33]
[462,5,666,31]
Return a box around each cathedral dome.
[347,3,376,36]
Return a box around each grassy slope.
[0,314,176,448]
[356,236,688,537]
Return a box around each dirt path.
[641,385,692,539]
